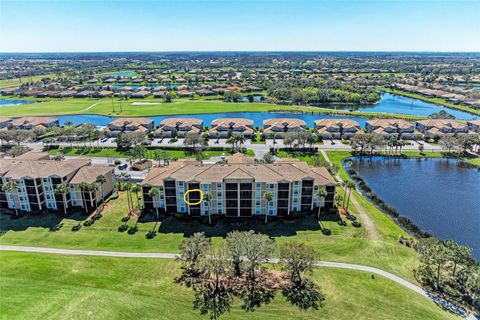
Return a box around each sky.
[0,0,479,52]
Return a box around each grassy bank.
[0,74,57,89]
[0,252,458,320]
[0,96,426,120]
[379,87,480,116]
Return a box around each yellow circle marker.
[183,189,204,206]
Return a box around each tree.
[439,136,459,153]
[184,132,205,151]
[445,240,472,277]
[263,191,273,223]
[148,187,160,230]
[8,145,29,158]
[54,183,69,216]
[316,188,328,218]
[466,265,480,310]
[344,181,355,212]
[262,152,274,164]
[78,181,90,214]
[179,232,211,268]
[2,181,19,216]
[130,183,142,212]
[225,231,247,277]
[280,242,316,284]
[193,247,233,320]
[95,174,107,212]
[418,237,450,289]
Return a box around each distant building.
[263,118,307,138]
[466,119,480,133]
[365,119,418,139]
[315,119,361,139]
[106,117,154,137]
[141,155,336,217]
[209,118,254,138]
[9,117,59,130]
[0,158,114,213]
[0,117,11,128]
[156,118,203,138]
[415,119,472,138]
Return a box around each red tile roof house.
[365,119,420,140]
[263,118,307,138]
[415,119,473,138]
[105,117,154,137]
[315,119,361,139]
[177,90,194,97]
[156,118,204,138]
[9,117,59,130]
[208,118,254,138]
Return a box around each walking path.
[320,150,379,240]
[80,102,101,112]
[0,244,475,319]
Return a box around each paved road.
[0,244,475,319]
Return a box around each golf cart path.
[320,150,379,240]
[0,245,475,319]
[81,102,101,111]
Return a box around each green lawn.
[0,189,419,283]
[0,96,426,120]
[49,147,231,160]
[0,74,57,89]
[0,251,459,320]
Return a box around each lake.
[0,99,36,107]
[347,157,480,259]
[335,93,476,120]
[57,112,368,128]
[104,71,135,77]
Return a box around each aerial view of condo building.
[0,0,479,319]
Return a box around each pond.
[56,112,368,128]
[333,93,477,120]
[0,99,36,107]
[346,157,480,259]
[104,71,135,77]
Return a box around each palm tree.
[334,193,344,211]
[95,174,107,211]
[78,182,90,214]
[125,181,133,214]
[203,191,212,225]
[88,183,98,210]
[148,187,160,222]
[54,183,69,216]
[316,188,328,219]
[345,181,355,212]
[263,191,273,224]
[131,183,142,212]
[2,181,19,216]
[341,181,348,207]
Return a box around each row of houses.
[0,154,114,213]
[1,153,337,218]
[392,84,480,108]
[2,116,480,139]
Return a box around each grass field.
[0,74,57,89]
[0,186,419,283]
[0,252,459,320]
[49,147,233,160]
[0,96,427,120]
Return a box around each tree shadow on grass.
[0,209,89,233]
[157,215,322,238]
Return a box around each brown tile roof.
[15,151,50,160]
[263,118,307,129]
[416,119,468,130]
[314,119,360,129]
[141,158,336,186]
[108,117,153,127]
[227,153,255,164]
[366,119,413,129]
[211,118,253,128]
[10,117,58,127]
[70,166,113,184]
[0,158,90,179]
[159,118,203,128]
